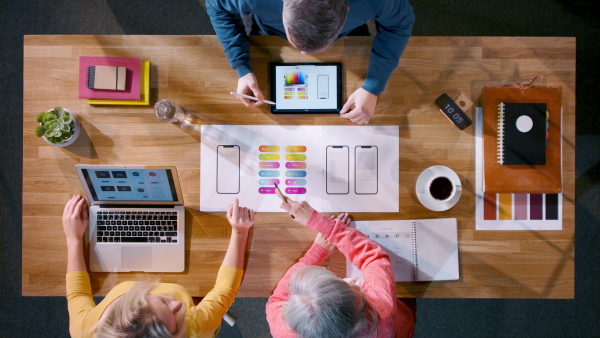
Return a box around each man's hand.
[62,195,88,243]
[340,88,378,125]
[236,72,265,107]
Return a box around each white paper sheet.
[200,125,399,212]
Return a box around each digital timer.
[434,93,473,130]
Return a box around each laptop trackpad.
[121,247,152,271]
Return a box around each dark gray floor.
[1,0,599,337]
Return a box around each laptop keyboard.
[96,211,179,243]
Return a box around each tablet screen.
[270,62,342,114]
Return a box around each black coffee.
[429,176,454,200]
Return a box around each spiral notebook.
[86,66,127,90]
[497,102,547,165]
[346,218,459,282]
[482,86,562,193]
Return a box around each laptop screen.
[80,168,179,202]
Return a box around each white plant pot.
[41,108,81,147]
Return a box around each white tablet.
[270,62,342,114]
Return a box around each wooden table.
[22,35,575,298]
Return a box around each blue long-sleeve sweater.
[206,0,414,96]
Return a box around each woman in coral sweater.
[266,195,416,338]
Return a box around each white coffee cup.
[416,166,462,211]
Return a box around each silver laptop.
[75,165,185,272]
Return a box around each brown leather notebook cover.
[482,86,562,193]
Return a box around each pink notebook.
[79,56,141,100]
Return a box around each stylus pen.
[274,183,286,202]
[230,92,276,105]
[274,183,295,219]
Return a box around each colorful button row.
[259,179,306,186]
[259,145,307,153]
[258,170,307,178]
[286,162,306,169]
[258,187,306,194]
[259,145,280,152]
[285,146,306,153]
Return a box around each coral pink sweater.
[266,211,415,337]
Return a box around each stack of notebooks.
[482,85,562,194]
[78,56,151,105]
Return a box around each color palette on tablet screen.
[483,193,559,220]
[283,70,309,100]
[285,71,306,85]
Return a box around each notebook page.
[413,218,459,281]
[346,220,415,282]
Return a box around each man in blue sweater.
[206,0,415,124]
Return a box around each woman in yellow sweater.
[63,195,254,338]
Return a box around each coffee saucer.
[416,165,462,211]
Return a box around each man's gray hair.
[284,266,377,338]
[282,0,349,53]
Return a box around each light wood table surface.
[22,35,575,298]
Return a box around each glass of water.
[154,99,183,123]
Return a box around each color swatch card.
[200,125,399,212]
[475,108,562,230]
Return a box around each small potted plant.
[34,107,80,147]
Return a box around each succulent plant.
[35,107,75,144]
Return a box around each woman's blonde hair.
[93,279,189,338]
[283,266,378,338]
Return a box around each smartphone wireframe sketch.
[326,145,349,194]
[317,74,329,99]
[354,146,378,194]
[216,145,240,194]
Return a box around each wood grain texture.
[22,36,575,298]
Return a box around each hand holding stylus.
[275,184,314,225]
[230,91,276,105]
[274,183,294,219]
